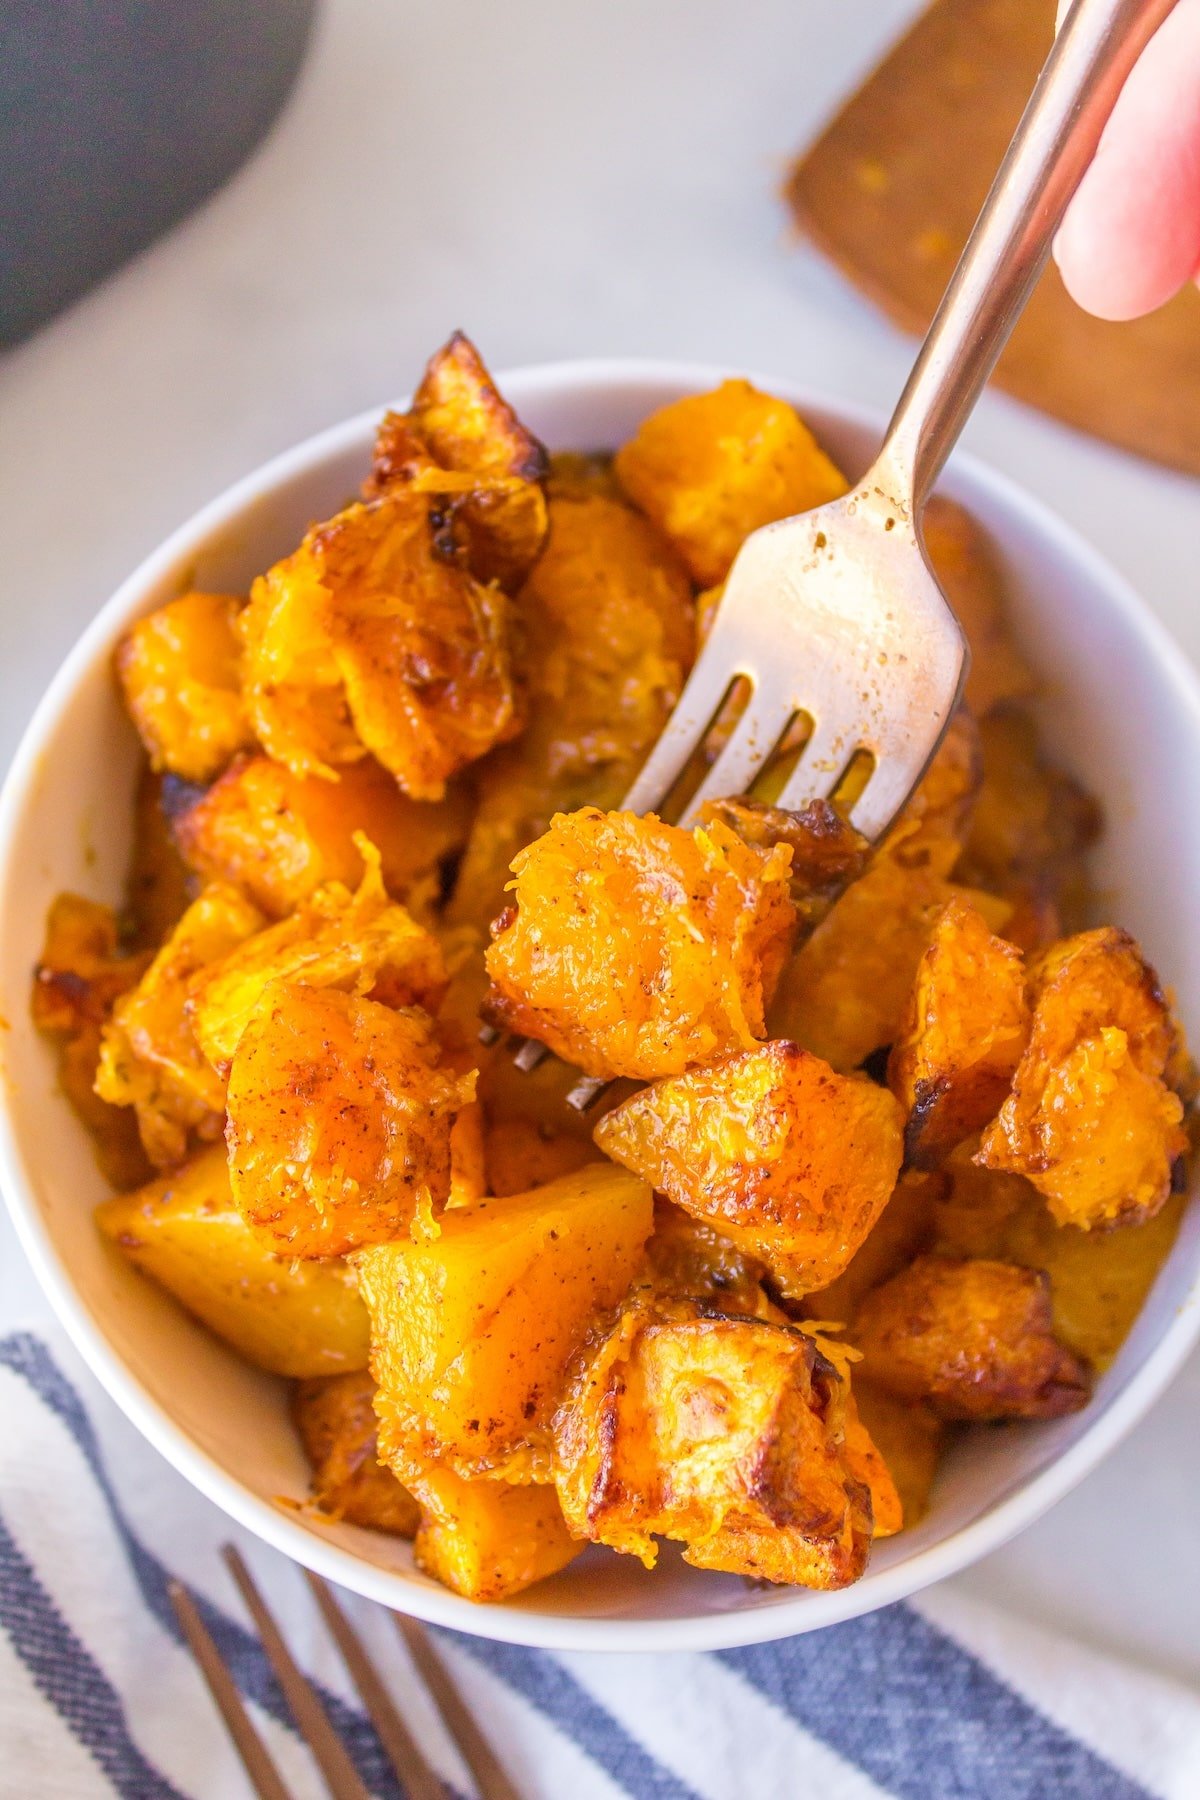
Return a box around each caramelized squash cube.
[554,1299,872,1587]
[96,884,264,1168]
[117,591,254,782]
[354,1164,653,1479]
[852,1254,1091,1421]
[174,753,470,918]
[407,1464,580,1602]
[614,380,847,587]
[889,898,1030,1167]
[239,539,362,779]
[226,984,472,1257]
[189,861,446,1072]
[96,1146,370,1376]
[292,1371,419,1534]
[596,1040,903,1293]
[484,808,795,1081]
[977,928,1186,1227]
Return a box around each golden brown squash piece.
[226,983,473,1257]
[292,1371,419,1534]
[188,856,446,1073]
[96,884,265,1168]
[768,714,997,1071]
[31,894,153,1188]
[977,928,1186,1229]
[922,497,1034,718]
[116,591,254,783]
[173,753,470,919]
[889,898,1030,1168]
[614,380,847,587]
[96,1146,370,1376]
[852,1254,1091,1421]
[354,1164,653,1481]
[407,1464,580,1602]
[703,796,869,938]
[450,494,694,930]
[642,1200,776,1319]
[554,1298,872,1588]
[596,1040,904,1294]
[484,808,795,1081]
[124,768,194,949]
[849,1381,943,1529]
[957,706,1100,930]
[368,331,549,592]
[241,491,518,797]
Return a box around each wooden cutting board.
[785,0,1200,475]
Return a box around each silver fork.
[169,1546,522,1800]
[502,0,1177,1104]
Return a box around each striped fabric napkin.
[3,1322,1198,1800]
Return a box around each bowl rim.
[3,355,1200,1652]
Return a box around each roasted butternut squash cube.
[923,497,1034,717]
[226,984,473,1257]
[596,1040,903,1293]
[642,1200,775,1319]
[408,1464,580,1602]
[450,495,694,930]
[188,859,446,1072]
[96,1146,370,1376]
[889,898,1030,1167]
[614,380,847,587]
[554,1299,872,1587]
[367,332,550,591]
[292,1371,419,1534]
[173,754,470,919]
[32,894,152,1188]
[96,884,264,1168]
[117,591,254,782]
[484,808,795,1081]
[852,1254,1091,1421]
[977,928,1186,1228]
[355,1164,653,1480]
[850,1381,943,1529]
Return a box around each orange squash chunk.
[852,1254,1091,1421]
[450,495,694,929]
[96,884,264,1168]
[923,497,1034,717]
[614,380,847,587]
[117,591,254,782]
[292,1371,420,1535]
[977,928,1186,1228]
[174,753,469,919]
[189,857,446,1072]
[226,983,473,1257]
[889,898,1030,1167]
[485,808,795,1081]
[355,1164,653,1480]
[554,1298,872,1587]
[407,1464,580,1602]
[642,1200,776,1319]
[241,490,518,797]
[32,894,153,1188]
[368,331,549,591]
[597,1040,903,1293]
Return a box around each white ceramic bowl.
[3,361,1199,1653]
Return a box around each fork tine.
[773,714,859,814]
[169,1579,295,1800]
[677,690,797,825]
[393,1614,524,1800]
[621,649,748,816]
[222,1546,370,1800]
[303,1572,446,1800]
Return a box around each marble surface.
[2,0,1198,1686]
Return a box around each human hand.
[1054,0,1200,319]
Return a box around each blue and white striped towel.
[2,1323,1198,1800]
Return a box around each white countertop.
[2,0,1198,1688]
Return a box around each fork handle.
[879,0,1179,513]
